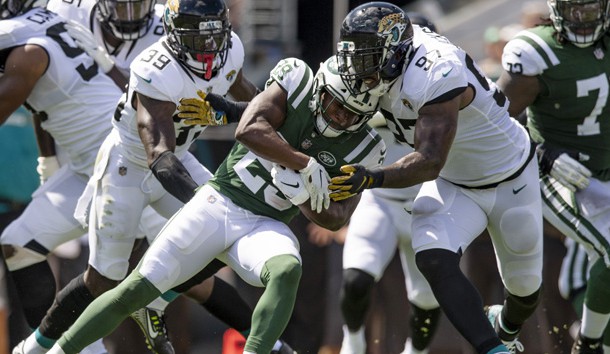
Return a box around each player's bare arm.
[496,71,540,118]
[382,94,460,188]
[228,69,259,101]
[235,82,310,171]
[136,92,178,165]
[0,44,47,124]
[299,193,361,231]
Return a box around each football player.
[338,13,441,354]
[11,0,268,353]
[331,3,543,354]
[0,0,122,353]
[41,55,386,354]
[496,0,610,352]
[44,0,269,351]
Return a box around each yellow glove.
[329,164,384,201]
[177,90,228,126]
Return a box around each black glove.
[205,93,249,124]
[328,164,384,201]
[150,151,199,203]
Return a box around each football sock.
[500,287,541,339]
[409,303,441,350]
[11,261,56,328]
[340,268,375,330]
[39,273,94,340]
[415,249,501,354]
[244,255,301,354]
[58,271,161,353]
[201,276,252,332]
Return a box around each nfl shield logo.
[118,166,127,176]
[301,139,312,150]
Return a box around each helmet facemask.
[310,57,379,138]
[163,0,231,80]
[548,0,610,47]
[97,0,156,40]
[336,2,413,97]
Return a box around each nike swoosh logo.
[134,72,152,83]
[512,184,527,194]
[281,181,300,188]
[512,51,522,57]
[442,68,453,77]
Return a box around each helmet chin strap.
[196,53,215,80]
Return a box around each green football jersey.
[505,26,610,179]
[208,58,386,224]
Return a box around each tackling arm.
[496,71,540,119]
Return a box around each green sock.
[59,271,161,353]
[244,255,301,354]
[585,259,610,313]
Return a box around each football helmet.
[0,0,45,19]
[309,56,379,138]
[336,2,413,97]
[97,0,156,40]
[548,0,610,47]
[163,0,231,80]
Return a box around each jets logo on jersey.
[317,151,336,167]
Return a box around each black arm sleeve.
[205,93,249,124]
[150,151,198,204]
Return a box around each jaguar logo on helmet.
[167,0,179,13]
[378,13,408,45]
[317,151,337,167]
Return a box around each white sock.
[272,340,282,351]
[603,344,610,354]
[400,337,429,354]
[340,325,365,354]
[581,304,610,339]
[146,296,170,312]
[243,351,256,354]
[24,334,49,354]
[46,343,66,354]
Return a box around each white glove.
[550,153,592,192]
[271,164,309,206]
[36,156,60,185]
[65,21,115,73]
[299,157,330,213]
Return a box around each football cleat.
[271,340,297,354]
[130,307,175,354]
[12,340,25,354]
[571,333,603,354]
[485,305,524,354]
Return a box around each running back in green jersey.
[506,25,610,177]
[208,58,386,224]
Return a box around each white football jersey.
[46,0,166,76]
[113,34,245,168]
[0,8,122,175]
[379,26,531,187]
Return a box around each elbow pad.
[150,151,198,204]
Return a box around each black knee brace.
[340,268,375,330]
[503,286,542,332]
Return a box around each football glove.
[329,164,384,201]
[36,156,60,185]
[65,21,115,73]
[271,164,309,206]
[204,93,249,123]
[536,144,591,192]
[299,157,331,213]
[177,90,228,126]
